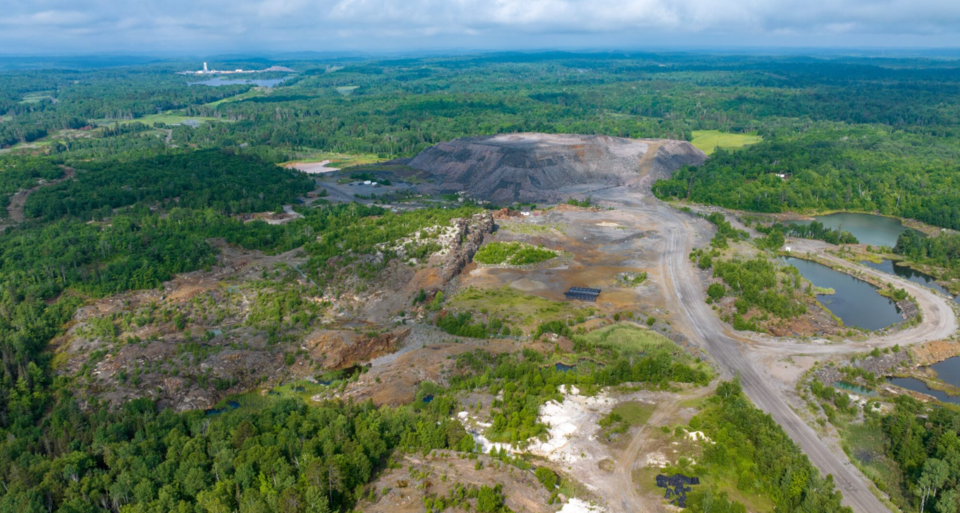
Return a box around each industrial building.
[564,287,601,301]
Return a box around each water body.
[788,213,917,248]
[189,77,290,88]
[782,257,902,330]
[861,259,955,302]
[833,381,877,397]
[422,395,434,404]
[554,362,577,372]
[930,357,960,390]
[204,401,241,416]
[888,377,960,405]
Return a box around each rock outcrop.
[407,133,705,203]
[441,212,494,282]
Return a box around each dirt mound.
[911,340,960,366]
[407,133,705,203]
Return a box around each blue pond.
[422,395,434,404]
[205,401,241,416]
[861,259,956,303]
[787,213,918,248]
[888,377,960,405]
[554,363,577,372]
[931,357,960,390]
[782,257,902,330]
[833,381,877,397]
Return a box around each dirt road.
[589,185,935,513]
[613,386,713,513]
[0,165,75,230]
[652,203,893,513]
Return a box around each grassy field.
[19,91,55,104]
[448,286,593,332]
[691,130,763,155]
[0,139,52,155]
[578,323,693,362]
[92,113,226,127]
[204,89,267,107]
[335,86,359,95]
[279,151,384,169]
[473,241,558,266]
[838,418,906,506]
[611,401,655,426]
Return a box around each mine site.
[7,48,960,513]
[39,131,959,513]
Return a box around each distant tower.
[203,62,208,73]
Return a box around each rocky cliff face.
[408,133,705,203]
[441,212,494,283]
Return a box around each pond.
[861,259,956,302]
[204,400,241,416]
[930,356,960,390]
[888,377,960,405]
[189,76,290,88]
[833,381,877,397]
[554,362,577,372]
[782,257,902,330]
[788,213,917,248]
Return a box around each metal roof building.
[564,287,601,301]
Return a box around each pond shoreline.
[780,253,918,333]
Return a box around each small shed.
[564,287,601,301]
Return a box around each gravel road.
[592,184,957,513]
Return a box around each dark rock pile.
[407,133,705,203]
[656,474,700,508]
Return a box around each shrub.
[535,467,559,489]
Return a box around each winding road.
[594,186,958,513]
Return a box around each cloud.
[0,0,958,53]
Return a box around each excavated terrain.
[407,133,705,203]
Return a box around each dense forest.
[24,150,313,221]
[653,125,960,230]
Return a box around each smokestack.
[203,62,208,73]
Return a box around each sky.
[2,0,960,55]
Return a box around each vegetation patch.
[690,130,762,155]
[617,271,648,286]
[679,379,848,513]
[692,250,809,332]
[448,286,592,333]
[599,401,654,439]
[93,113,225,126]
[576,323,696,365]
[473,241,558,266]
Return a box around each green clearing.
[611,401,655,426]
[279,151,383,169]
[336,86,359,95]
[578,323,694,363]
[92,113,226,127]
[691,130,763,155]
[19,91,55,104]
[448,286,592,332]
[838,419,907,506]
[473,241,558,266]
[204,89,267,107]
[224,379,327,410]
[499,221,565,236]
